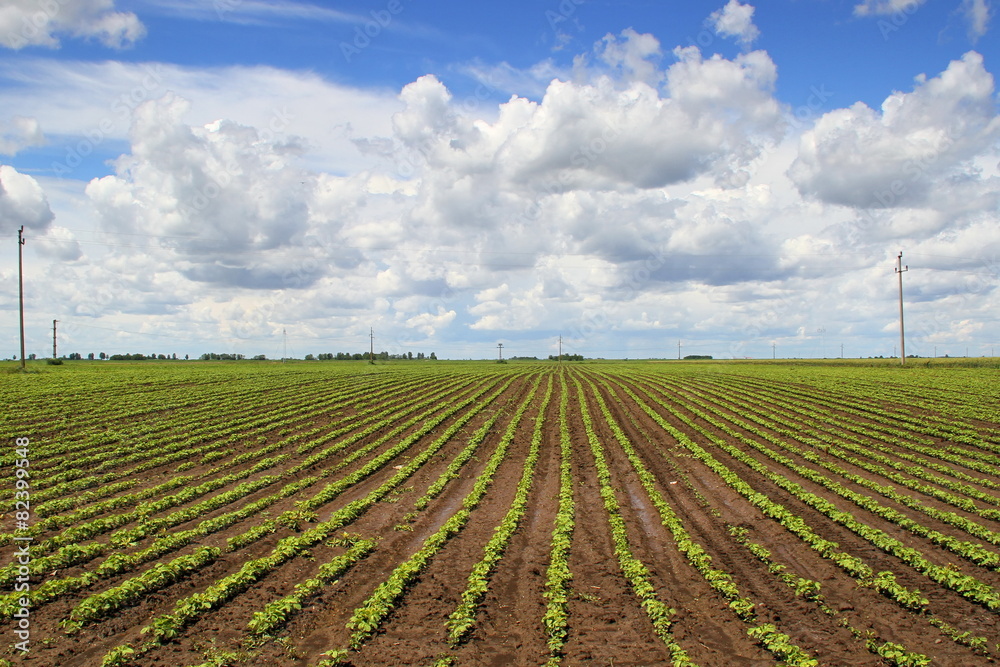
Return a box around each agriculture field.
[3,360,1000,666]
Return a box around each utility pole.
[772,342,776,360]
[369,327,374,363]
[677,340,681,360]
[895,251,908,366]
[17,227,25,370]
[497,342,503,362]
[282,328,287,362]
[52,319,58,360]
[840,343,844,359]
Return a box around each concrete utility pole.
[18,227,25,370]
[52,319,58,360]
[497,342,503,362]
[895,251,908,366]
[677,340,682,360]
[772,342,776,360]
[283,328,287,362]
[369,327,374,362]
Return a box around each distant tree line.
[48,352,189,361]
[35,350,441,363]
[683,355,713,360]
[548,354,585,361]
[305,351,437,361]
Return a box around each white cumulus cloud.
[0,0,145,50]
[710,0,761,47]
[788,51,1000,210]
[0,164,55,233]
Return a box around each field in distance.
[3,359,1000,666]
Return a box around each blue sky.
[1,0,998,360]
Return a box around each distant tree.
[252,354,267,360]
[158,354,167,360]
[100,352,106,360]
[407,351,413,360]
[430,352,437,360]
[305,354,316,361]
[184,354,189,360]
[88,352,95,360]
[28,353,35,360]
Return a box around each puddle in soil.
[627,486,666,556]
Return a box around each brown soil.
[7,365,1000,666]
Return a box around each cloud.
[34,225,82,261]
[85,93,317,287]
[852,0,926,16]
[3,25,999,359]
[0,165,55,233]
[393,44,781,210]
[458,59,567,101]
[0,59,402,178]
[0,0,145,50]
[138,0,360,25]
[594,28,663,85]
[788,51,1000,210]
[709,0,761,47]
[960,0,992,41]
[405,307,457,336]
[0,116,44,155]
